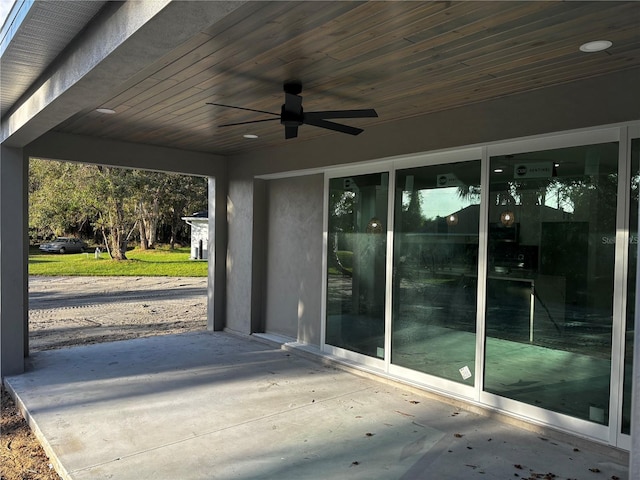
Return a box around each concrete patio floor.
[4,332,629,480]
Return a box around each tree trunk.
[169,223,178,249]
[169,210,182,249]
[138,218,148,250]
[101,226,111,258]
[109,205,128,260]
[147,197,160,248]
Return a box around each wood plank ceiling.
[54,1,640,156]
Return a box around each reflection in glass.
[325,173,388,358]
[622,138,639,435]
[484,143,619,424]
[392,161,481,384]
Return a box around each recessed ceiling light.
[96,108,116,114]
[579,40,612,53]
[494,168,504,173]
[243,134,259,139]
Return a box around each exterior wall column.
[0,146,28,377]
[225,176,266,335]
[208,176,228,331]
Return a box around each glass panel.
[622,138,639,435]
[391,161,481,384]
[326,173,388,358]
[485,142,619,425]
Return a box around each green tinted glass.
[326,173,388,358]
[485,142,618,425]
[391,161,481,384]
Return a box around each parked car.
[39,237,88,254]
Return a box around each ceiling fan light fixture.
[579,40,612,52]
[243,134,259,139]
[96,107,116,114]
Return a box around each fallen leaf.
[395,410,414,417]
[589,468,601,473]
[514,464,524,470]
[454,433,464,438]
[365,432,375,437]
[409,400,420,404]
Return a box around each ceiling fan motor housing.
[281,103,303,126]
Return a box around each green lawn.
[29,246,207,277]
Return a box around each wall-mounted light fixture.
[446,214,458,226]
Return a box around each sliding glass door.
[484,142,619,425]
[323,128,634,446]
[622,137,639,435]
[325,173,389,358]
[391,161,481,384]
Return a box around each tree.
[90,166,137,260]
[29,159,208,258]
[29,159,92,240]
[132,170,165,250]
[160,174,207,249]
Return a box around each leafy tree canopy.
[29,159,207,259]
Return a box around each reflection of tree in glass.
[400,190,425,232]
[457,184,481,205]
[328,189,357,276]
[329,190,356,233]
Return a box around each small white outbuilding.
[181,211,209,260]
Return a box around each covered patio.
[4,332,629,479]
[2,1,639,476]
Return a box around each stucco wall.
[263,175,324,345]
[225,178,255,335]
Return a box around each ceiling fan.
[207,80,378,139]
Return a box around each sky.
[0,0,15,32]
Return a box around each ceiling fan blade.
[304,109,378,120]
[218,118,281,128]
[304,118,364,136]
[207,102,279,117]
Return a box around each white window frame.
[320,121,640,449]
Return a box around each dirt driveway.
[29,276,208,352]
